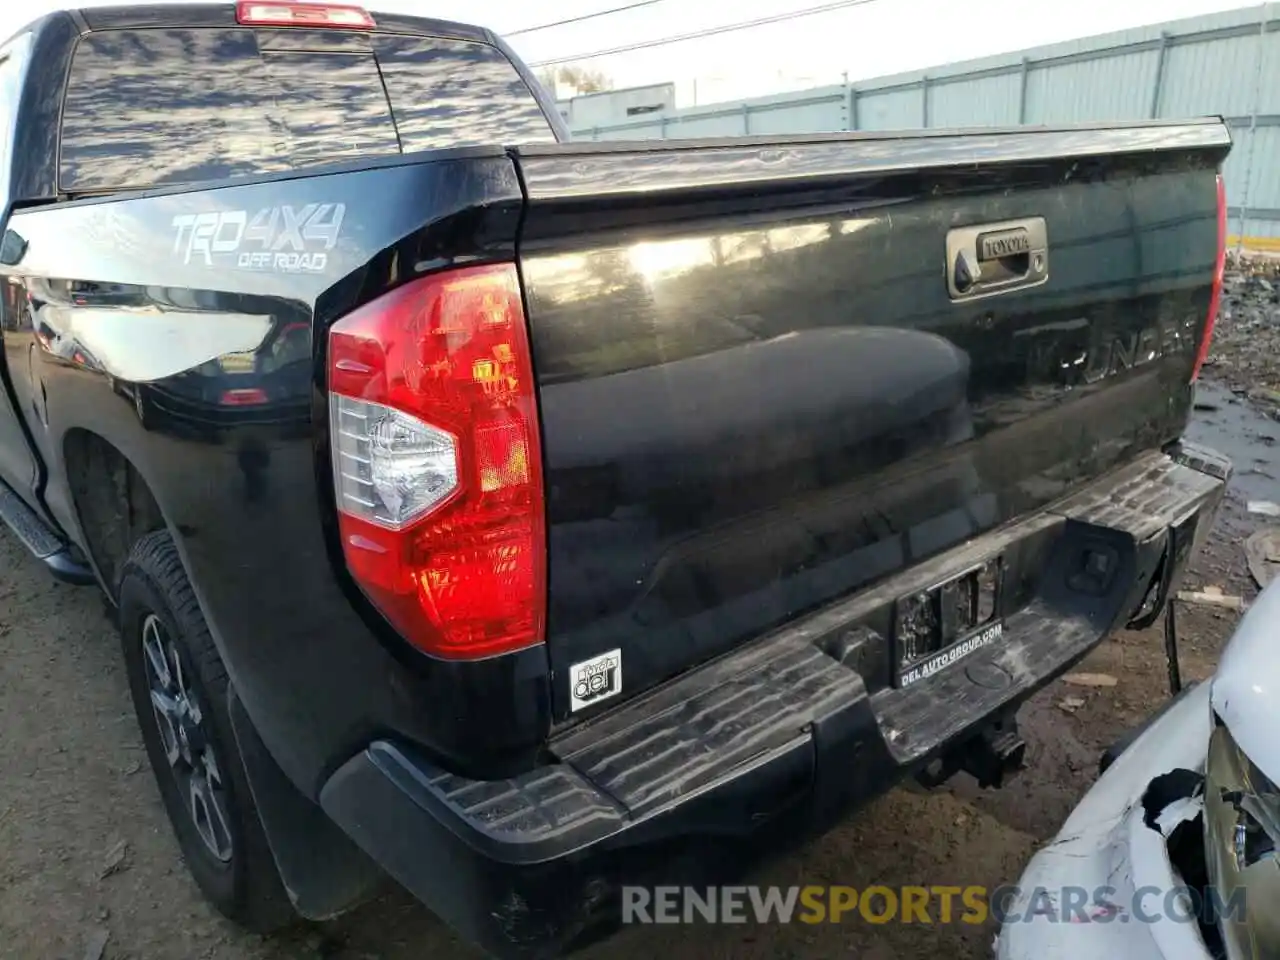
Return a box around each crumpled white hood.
[1211,579,1280,785]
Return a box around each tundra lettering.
[1024,315,1201,385]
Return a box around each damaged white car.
[997,579,1279,959]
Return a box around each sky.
[5,0,1266,104]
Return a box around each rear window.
[58,27,557,193]
[0,33,31,209]
[374,35,558,152]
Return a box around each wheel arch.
[63,426,167,598]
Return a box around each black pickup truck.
[0,3,1234,956]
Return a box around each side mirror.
[0,229,27,265]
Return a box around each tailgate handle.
[946,217,1048,301]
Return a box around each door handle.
[946,217,1048,301]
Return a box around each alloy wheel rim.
[141,613,233,863]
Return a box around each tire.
[119,530,294,933]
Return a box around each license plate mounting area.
[894,558,1003,688]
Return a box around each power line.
[528,0,883,67]
[505,1,670,37]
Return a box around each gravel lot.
[3,269,1278,959]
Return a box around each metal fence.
[568,3,1280,246]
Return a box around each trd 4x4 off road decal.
[171,203,345,273]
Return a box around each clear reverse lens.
[330,394,458,529]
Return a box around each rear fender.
[1,153,550,795]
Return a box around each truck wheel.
[119,531,293,933]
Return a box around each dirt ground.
[3,283,1280,959]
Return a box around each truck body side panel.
[1,156,552,793]
[0,11,566,791]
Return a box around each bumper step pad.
[554,639,863,817]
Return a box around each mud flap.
[227,685,384,920]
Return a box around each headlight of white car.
[1205,718,1280,958]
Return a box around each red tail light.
[236,1,375,28]
[327,264,546,660]
[1191,174,1227,383]
[220,387,268,406]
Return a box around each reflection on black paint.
[59,27,556,193]
[22,275,311,440]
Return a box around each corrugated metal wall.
[569,3,1280,244]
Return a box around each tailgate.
[512,121,1231,721]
